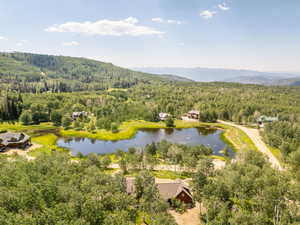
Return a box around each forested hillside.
[0,52,191,93]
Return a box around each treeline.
[104,141,214,174]
[0,92,23,121]
[263,121,300,157]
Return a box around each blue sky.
[1,0,300,72]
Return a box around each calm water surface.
[57,127,234,156]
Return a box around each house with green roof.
[257,115,278,127]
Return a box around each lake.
[57,127,234,157]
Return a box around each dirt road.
[109,159,225,173]
[219,120,283,170]
[169,203,201,225]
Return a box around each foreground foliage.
[192,151,300,225]
[0,153,176,225]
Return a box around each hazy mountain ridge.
[133,67,300,85]
[224,75,300,86]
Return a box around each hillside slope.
[0,52,191,92]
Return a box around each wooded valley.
[0,52,300,225]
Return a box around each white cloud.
[46,17,164,36]
[218,3,230,11]
[152,17,183,25]
[152,17,164,23]
[179,42,185,46]
[16,40,28,46]
[0,36,7,40]
[167,19,183,25]
[200,10,217,19]
[62,41,79,46]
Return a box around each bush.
[170,198,187,214]
[111,122,119,133]
[165,116,175,127]
[50,111,62,126]
[19,111,32,125]
[62,115,72,129]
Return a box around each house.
[159,112,171,121]
[156,182,194,207]
[186,110,200,119]
[72,111,88,120]
[126,178,194,207]
[0,132,31,151]
[257,115,278,128]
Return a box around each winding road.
[219,120,283,170]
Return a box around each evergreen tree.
[62,115,72,129]
[19,110,32,125]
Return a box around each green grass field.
[60,120,219,141]
[218,124,258,152]
[125,169,192,180]
[29,134,66,157]
[0,122,56,133]
[268,145,283,163]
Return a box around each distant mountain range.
[224,76,300,86]
[133,67,300,86]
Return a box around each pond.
[57,127,235,157]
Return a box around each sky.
[1,0,300,72]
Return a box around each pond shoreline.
[59,120,222,141]
[57,127,234,157]
[1,120,251,157]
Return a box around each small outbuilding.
[159,112,171,121]
[72,111,88,120]
[0,132,31,151]
[186,110,200,119]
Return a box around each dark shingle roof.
[125,178,192,200]
[0,132,30,146]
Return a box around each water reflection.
[57,128,234,157]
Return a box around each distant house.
[257,115,278,127]
[159,112,171,121]
[72,111,88,120]
[185,110,200,119]
[0,132,31,151]
[126,178,194,207]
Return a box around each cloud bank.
[46,17,164,36]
